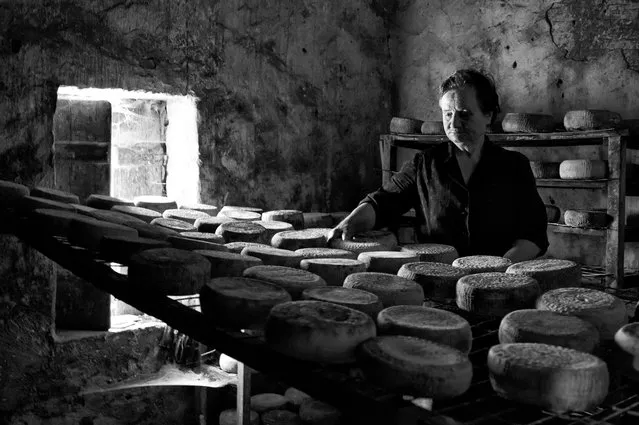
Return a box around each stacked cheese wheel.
[225,242,271,253]
[111,205,162,223]
[31,187,80,204]
[68,215,139,250]
[262,210,304,230]
[216,221,266,243]
[100,234,171,263]
[151,217,197,232]
[253,220,294,241]
[195,216,234,232]
[169,235,229,252]
[219,209,262,221]
[295,247,356,260]
[241,246,302,268]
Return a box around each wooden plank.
[535,179,608,190]
[605,135,626,288]
[237,362,252,425]
[379,136,395,185]
[547,223,606,237]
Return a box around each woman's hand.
[326,203,377,243]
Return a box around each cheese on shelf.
[329,230,398,254]
[68,216,139,251]
[219,209,262,221]
[30,187,80,204]
[501,113,555,133]
[271,229,327,251]
[399,243,458,264]
[397,262,467,304]
[563,109,622,131]
[452,256,512,273]
[168,235,229,252]
[301,286,383,318]
[559,159,607,180]
[614,323,639,371]
[125,221,178,241]
[215,221,266,243]
[162,208,210,224]
[194,250,263,278]
[343,272,424,307]
[100,234,171,264]
[111,205,162,223]
[284,387,311,410]
[243,265,327,300]
[178,231,225,244]
[84,208,146,227]
[194,216,234,232]
[219,205,263,215]
[357,251,419,274]
[86,194,133,210]
[241,246,302,268]
[151,217,197,232]
[133,195,178,213]
[564,209,609,228]
[505,258,581,292]
[178,203,218,216]
[262,210,305,230]
[295,247,356,260]
[251,220,294,241]
[225,241,272,253]
[250,393,289,413]
[300,258,367,287]
[20,196,76,213]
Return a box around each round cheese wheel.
[179,231,225,244]
[219,205,263,215]
[295,247,356,260]
[536,287,628,340]
[343,272,424,307]
[452,255,512,273]
[399,243,458,264]
[299,258,367,287]
[218,209,262,221]
[397,262,467,303]
[614,323,639,370]
[125,221,179,241]
[303,212,333,229]
[250,393,289,413]
[488,343,609,413]
[420,121,444,135]
[30,187,79,204]
[545,205,560,223]
[271,229,327,251]
[390,117,423,134]
[357,251,419,274]
[128,248,211,295]
[219,409,259,425]
[194,250,263,277]
[377,305,472,353]
[200,277,291,330]
[71,204,97,215]
[499,309,600,353]
[529,161,561,179]
[215,221,266,243]
[501,113,555,133]
[456,272,541,317]
[265,300,376,363]
[251,220,294,241]
[133,195,178,213]
[31,208,82,236]
[111,205,162,223]
[559,159,607,180]
[0,180,29,204]
[564,209,609,228]
[284,387,311,410]
[84,208,147,227]
[262,210,304,230]
[151,217,197,232]
[178,203,218,216]
[20,196,76,213]
[243,265,327,300]
[505,259,581,292]
[301,286,382,318]
[218,353,238,373]
[162,208,210,224]
[298,400,340,425]
[86,194,133,210]
[241,246,302,268]
[262,410,301,425]
[329,212,349,226]
[225,241,272,254]
[194,216,234,232]
[168,235,229,252]
[100,234,171,264]
[357,335,472,398]
[68,216,139,251]
[563,109,622,131]
[329,230,398,254]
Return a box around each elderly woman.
[329,69,548,262]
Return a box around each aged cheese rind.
[300,258,367,287]
[178,203,218,216]
[151,217,197,232]
[488,343,609,413]
[284,387,311,410]
[295,247,357,260]
[501,113,555,133]
[20,196,76,213]
[357,251,419,274]
[397,262,467,303]
[564,209,609,228]
[219,209,262,221]
[133,195,178,213]
[505,259,581,292]
[399,243,458,264]
[168,235,229,252]
[563,109,622,131]
[262,209,305,230]
[100,234,171,264]
[31,208,82,236]
[194,216,234,233]
[219,205,263,215]
[215,221,266,243]
[452,256,512,273]
[86,194,133,210]
[271,229,327,250]
[243,265,327,300]
[329,230,398,254]
[225,241,272,253]
[162,208,210,224]
[30,187,80,204]
[559,159,607,180]
[241,246,302,268]
[111,205,162,223]
[68,216,139,251]
[252,220,294,241]
[262,410,301,425]
[301,286,383,318]
[195,249,262,278]
[343,272,424,307]
[179,231,225,244]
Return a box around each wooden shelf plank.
[547,223,607,236]
[536,178,609,190]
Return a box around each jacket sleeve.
[360,153,420,229]
[513,155,550,256]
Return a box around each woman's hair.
[439,69,501,123]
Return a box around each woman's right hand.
[326,203,377,243]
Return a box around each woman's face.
[439,86,493,152]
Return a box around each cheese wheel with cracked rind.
[219,205,263,215]
[505,259,581,292]
[219,409,259,425]
[111,205,162,223]
[298,400,340,425]
[199,277,291,330]
[377,305,472,353]
[501,113,555,133]
[219,209,262,221]
[563,109,622,131]
[215,221,266,243]
[357,251,419,274]
[284,387,311,411]
[194,216,234,232]
[265,300,376,363]
[243,265,327,300]
[195,249,262,278]
[262,209,304,230]
[271,229,327,250]
[397,262,467,303]
[0,180,29,204]
[343,272,424,307]
[162,208,210,224]
[168,235,229,252]
[30,187,79,204]
[68,216,139,251]
[487,343,609,413]
[329,230,398,254]
[151,217,197,232]
[546,205,560,223]
[499,309,600,353]
[452,255,512,274]
[178,231,225,244]
[250,393,289,413]
[536,287,628,340]
[399,243,458,264]
[241,246,302,268]
[390,117,423,134]
[301,286,382,318]
[262,410,301,425]
[133,195,178,213]
[178,203,218,216]
[128,248,211,295]
[100,234,171,264]
[303,212,333,229]
[251,220,294,241]
[529,161,561,179]
[456,272,541,317]
[300,258,367,287]
[559,159,607,180]
[20,196,76,213]
[614,323,639,371]
[86,194,133,210]
[225,241,271,254]
[357,335,472,398]
[420,121,444,135]
[31,208,83,236]
[564,209,608,228]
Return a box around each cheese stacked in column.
[133,195,178,213]
[86,194,133,210]
[343,272,424,307]
[199,277,291,330]
[329,230,398,254]
[303,212,333,228]
[215,221,266,243]
[397,262,467,303]
[499,309,600,353]
[295,247,356,260]
[456,272,540,317]
[559,160,607,179]
[301,287,383,318]
[169,235,229,252]
[271,229,327,250]
[241,246,302,268]
[195,250,262,277]
[31,187,80,204]
[356,335,472,398]
[357,251,419,274]
[111,205,162,223]
[262,209,305,230]
[487,343,609,413]
[400,243,458,264]
[68,216,139,250]
[536,287,628,340]
[377,305,472,353]
[128,248,211,295]
[162,208,210,224]
[298,400,340,425]
[252,220,294,241]
[506,259,581,292]
[452,256,512,273]
[178,203,218,216]
[265,300,376,363]
[300,258,367,286]
[243,265,327,299]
